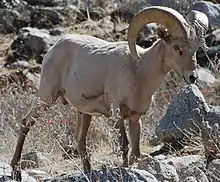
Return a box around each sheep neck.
[135,40,171,105]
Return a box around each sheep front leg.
[114,118,129,166]
[128,116,141,165]
[76,111,92,171]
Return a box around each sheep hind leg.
[75,111,92,171]
[10,90,61,181]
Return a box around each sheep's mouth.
[183,75,197,84]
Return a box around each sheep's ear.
[156,26,171,43]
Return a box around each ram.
[11,7,208,174]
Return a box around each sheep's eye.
[173,45,180,50]
[173,45,182,56]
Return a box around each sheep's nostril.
[189,75,197,84]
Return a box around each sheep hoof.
[11,169,22,182]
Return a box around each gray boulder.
[158,155,209,181]
[206,29,220,47]
[31,7,63,29]
[179,166,208,182]
[6,27,59,65]
[207,159,220,182]
[44,167,158,182]
[116,0,193,16]
[0,0,23,9]
[155,84,210,143]
[24,0,62,6]
[156,84,220,144]
[26,169,51,182]
[183,176,198,182]
[110,0,191,38]
[20,152,52,169]
[0,0,28,10]
[0,9,20,34]
[206,106,220,125]
[138,155,179,182]
[0,8,31,34]
[0,162,12,181]
[196,67,216,85]
[161,155,204,171]
[0,162,36,182]
[0,0,32,34]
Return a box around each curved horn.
[186,10,209,50]
[127,6,190,61]
[186,10,209,32]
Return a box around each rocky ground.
[0,0,220,181]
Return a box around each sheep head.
[127,6,209,84]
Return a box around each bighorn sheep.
[11,6,209,174]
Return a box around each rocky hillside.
[0,0,220,181]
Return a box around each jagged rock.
[26,169,51,181]
[49,27,67,36]
[20,152,51,169]
[110,0,200,24]
[113,0,195,19]
[155,84,210,143]
[205,107,220,126]
[0,162,12,180]
[206,29,220,47]
[0,9,20,34]
[6,27,58,65]
[189,1,220,30]
[138,155,179,182]
[44,5,78,26]
[207,159,220,182]
[9,61,30,69]
[196,68,216,85]
[158,155,210,181]
[0,1,32,34]
[161,155,203,171]
[0,8,31,34]
[0,162,36,182]
[0,0,23,9]
[183,176,198,182]
[44,167,158,182]
[24,0,62,6]
[155,84,220,145]
[0,0,29,13]
[179,165,208,182]
[31,7,63,29]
